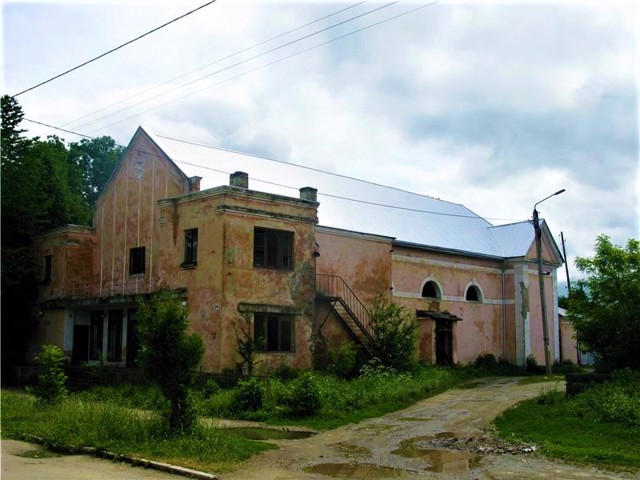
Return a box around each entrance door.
[71,325,89,365]
[435,320,453,366]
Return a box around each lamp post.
[533,189,565,375]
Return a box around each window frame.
[254,313,295,353]
[465,285,482,303]
[253,227,293,270]
[129,246,146,276]
[182,228,198,267]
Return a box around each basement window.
[129,247,146,275]
[253,227,293,269]
[254,313,294,353]
[182,228,198,267]
[421,280,441,299]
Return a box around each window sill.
[180,262,198,269]
[129,273,145,279]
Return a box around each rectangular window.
[129,247,145,275]
[43,255,52,284]
[89,311,103,361]
[107,310,123,362]
[254,313,294,352]
[183,228,198,266]
[253,228,293,269]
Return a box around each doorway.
[71,325,89,365]
[435,319,453,366]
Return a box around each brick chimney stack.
[230,171,248,189]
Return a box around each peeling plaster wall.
[158,188,318,372]
[391,247,509,365]
[94,134,189,298]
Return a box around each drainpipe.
[501,260,507,360]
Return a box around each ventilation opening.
[421,281,441,299]
[465,285,482,302]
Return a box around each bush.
[234,377,265,412]
[273,365,299,381]
[474,353,498,369]
[366,294,417,372]
[575,370,640,427]
[329,342,359,378]
[284,373,321,418]
[30,344,68,406]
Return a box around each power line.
[60,1,367,131]
[73,1,399,133]
[84,2,436,136]
[12,0,217,98]
[21,117,524,223]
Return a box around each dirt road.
[221,377,636,479]
[2,378,635,480]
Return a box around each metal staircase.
[316,274,374,355]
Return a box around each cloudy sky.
[2,0,638,290]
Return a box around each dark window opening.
[107,310,123,362]
[465,285,481,302]
[183,228,198,266]
[254,313,294,352]
[43,255,52,284]
[253,228,293,269]
[89,311,103,361]
[421,281,441,299]
[126,308,139,367]
[129,247,145,275]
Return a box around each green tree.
[366,294,418,372]
[568,235,640,371]
[136,293,205,433]
[68,136,123,207]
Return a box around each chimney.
[230,171,248,189]
[188,176,202,192]
[299,187,317,203]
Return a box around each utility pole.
[533,189,565,375]
[560,231,571,295]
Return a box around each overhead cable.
[12,0,217,97]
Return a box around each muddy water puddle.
[225,427,315,440]
[392,433,482,473]
[305,463,410,478]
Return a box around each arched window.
[465,285,482,302]
[421,280,441,299]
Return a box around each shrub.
[575,371,640,427]
[284,373,321,418]
[234,377,265,412]
[273,365,299,381]
[474,353,498,369]
[329,342,359,378]
[136,292,205,433]
[366,294,417,372]
[30,344,68,406]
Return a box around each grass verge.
[1,390,274,473]
[494,376,640,470]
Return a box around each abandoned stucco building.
[32,126,576,372]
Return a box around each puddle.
[16,448,62,459]
[392,434,482,473]
[225,427,315,440]
[305,463,408,478]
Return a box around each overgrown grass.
[494,371,640,470]
[193,364,471,429]
[1,390,274,473]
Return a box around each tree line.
[1,95,123,376]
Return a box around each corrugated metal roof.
[145,129,533,259]
[489,221,536,258]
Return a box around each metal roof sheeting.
[146,129,534,259]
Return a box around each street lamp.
[533,189,565,375]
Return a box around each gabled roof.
[141,128,549,260]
